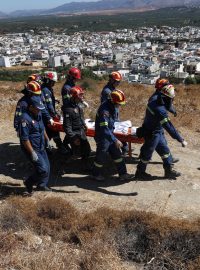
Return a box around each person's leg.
[135,133,160,178]
[158,133,179,163]
[33,150,50,188]
[108,143,127,176]
[80,139,91,159]
[92,141,109,179]
[156,134,181,178]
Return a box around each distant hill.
[9,9,46,17]
[0,11,7,18]
[0,0,200,18]
[45,0,200,15]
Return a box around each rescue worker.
[63,86,91,159]
[101,71,122,103]
[21,73,43,95]
[41,71,68,154]
[135,84,187,180]
[139,78,179,163]
[19,96,52,193]
[101,71,128,156]
[14,81,52,133]
[61,67,81,108]
[92,90,133,182]
[154,78,177,117]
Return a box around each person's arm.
[19,119,39,161]
[62,85,71,103]
[63,109,76,139]
[22,140,34,155]
[98,110,117,143]
[14,100,27,131]
[44,91,56,117]
[157,108,183,143]
[168,104,177,116]
[101,88,111,103]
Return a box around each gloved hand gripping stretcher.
[49,118,144,157]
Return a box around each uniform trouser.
[46,126,63,148]
[71,138,91,158]
[93,140,127,176]
[137,132,172,172]
[25,150,50,188]
[64,135,91,158]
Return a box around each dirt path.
[1,120,200,221]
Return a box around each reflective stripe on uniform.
[15,112,22,116]
[63,94,70,99]
[114,158,123,163]
[161,153,171,159]
[160,117,169,125]
[100,122,108,127]
[147,106,155,115]
[141,159,149,164]
[45,98,52,103]
[94,162,103,168]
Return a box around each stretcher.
[49,118,144,157]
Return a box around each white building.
[0,56,11,67]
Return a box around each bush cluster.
[0,197,200,269]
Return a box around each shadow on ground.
[0,143,138,198]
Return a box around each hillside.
[0,80,200,269]
[1,0,200,17]
[1,7,200,33]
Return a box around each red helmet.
[109,71,122,82]
[27,74,43,85]
[110,89,126,105]
[68,67,81,79]
[155,78,169,90]
[44,71,58,82]
[27,81,41,95]
[70,86,84,100]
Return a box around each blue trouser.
[137,132,172,172]
[26,150,50,188]
[93,139,127,176]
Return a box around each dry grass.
[2,79,200,133]
[0,196,200,269]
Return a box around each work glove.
[115,139,123,149]
[49,118,54,125]
[82,101,89,108]
[181,140,188,147]
[31,151,39,162]
[45,140,53,154]
[46,140,53,150]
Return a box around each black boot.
[135,170,153,180]
[164,166,181,179]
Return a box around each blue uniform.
[137,93,183,172]
[100,83,115,104]
[151,90,177,115]
[93,100,127,177]
[41,86,56,117]
[101,83,128,153]
[61,79,75,109]
[19,111,50,188]
[14,94,51,132]
[41,84,66,149]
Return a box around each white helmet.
[160,84,175,99]
[44,71,58,82]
